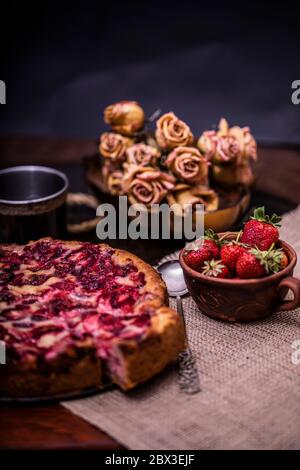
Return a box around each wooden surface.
[0,405,122,450]
[0,136,300,450]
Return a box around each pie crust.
[0,238,184,397]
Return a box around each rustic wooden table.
[0,137,299,450]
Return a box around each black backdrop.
[1,0,300,144]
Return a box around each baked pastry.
[0,238,184,398]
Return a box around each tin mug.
[0,166,99,243]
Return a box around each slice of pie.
[0,238,184,398]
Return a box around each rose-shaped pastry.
[126,143,160,167]
[229,126,257,161]
[167,183,219,213]
[243,127,257,160]
[102,161,124,195]
[155,112,193,149]
[99,132,133,163]
[214,134,241,163]
[197,118,257,187]
[164,146,209,185]
[104,101,145,136]
[123,165,176,207]
[217,118,257,161]
[107,170,124,195]
[197,130,218,161]
[217,117,230,136]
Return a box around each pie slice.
[0,238,184,397]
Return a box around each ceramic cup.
[179,232,300,322]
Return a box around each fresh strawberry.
[202,229,221,258]
[241,206,281,250]
[237,246,289,279]
[184,229,220,271]
[236,249,267,279]
[279,251,289,269]
[202,259,230,278]
[220,242,246,272]
[184,247,213,271]
[268,247,289,272]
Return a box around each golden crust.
[0,238,184,397]
[112,247,168,309]
[0,342,102,398]
[108,248,184,389]
[110,307,185,390]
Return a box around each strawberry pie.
[0,238,184,397]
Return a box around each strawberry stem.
[204,229,220,244]
[250,206,281,227]
[250,244,285,274]
[236,230,243,243]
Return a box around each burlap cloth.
[63,206,300,450]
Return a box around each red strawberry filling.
[0,240,151,366]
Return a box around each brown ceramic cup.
[179,232,300,322]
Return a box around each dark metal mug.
[0,166,99,244]
[0,166,68,243]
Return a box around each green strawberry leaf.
[250,246,285,274]
[250,206,281,227]
[204,229,220,243]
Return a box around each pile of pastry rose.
[98,101,257,211]
[183,207,289,279]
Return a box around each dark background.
[1,0,300,145]
[1,2,300,453]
